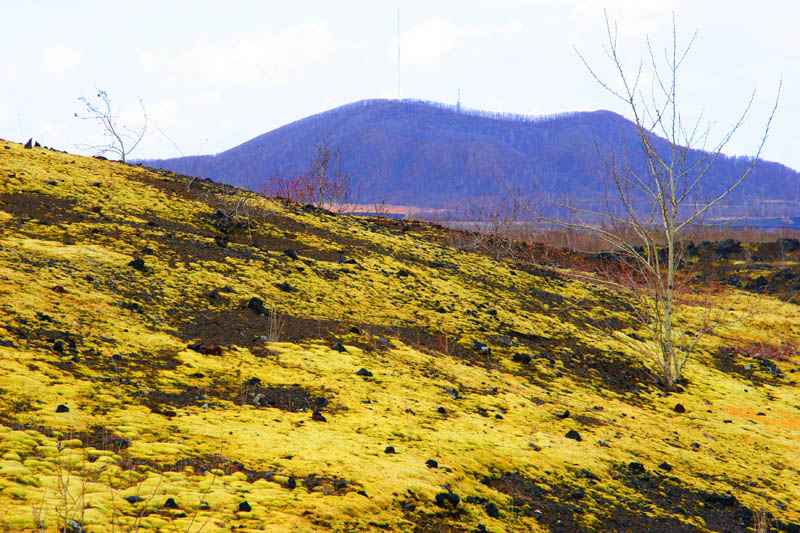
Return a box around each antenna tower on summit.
[396,7,401,100]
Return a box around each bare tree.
[465,181,533,260]
[307,142,350,210]
[75,90,148,163]
[264,141,350,210]
[564,12,781,388]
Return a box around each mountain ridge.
[143,99,800,214]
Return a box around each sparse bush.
[738,341,796,362]
[264,142,350,210]
[266,304,285,342]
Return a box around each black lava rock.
[275,281,296,293]
[311,410,327,422]
[565,429,582,441]
[425,459,439,469]
[286,477,296,490]
[163,497,178,509]
[332,341,347,353]
[512,353,532,364]
[56,404,69,413]
[283,249,299,260]
[207,288,223,301]
[437,406,447,415]
[673,403,686,413]
[124,495,142,504]
[435,491,460,509]
[237,501,252,512]
[628,462,646,475]
[356,368,373,377]
[188,342,223,356]
[473,341,491,355]
[120,301,143,314]
[384,446,396,454]
[246,297,268,315]
[556,410,571,420]
[485,501,500,518]
[128,257,146,271]
[570,488,586,500]
[658,462,672,471]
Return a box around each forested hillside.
[145,99,800,213]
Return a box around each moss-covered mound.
[0,141,798,532]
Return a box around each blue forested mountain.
[143,99,800,213]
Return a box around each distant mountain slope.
[144,99,800,212]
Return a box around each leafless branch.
[75,89,148,163]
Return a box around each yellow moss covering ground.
[0,140,797,532]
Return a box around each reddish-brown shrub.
[738,341,797,362]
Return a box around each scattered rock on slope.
[435,491,460,509]
[128,257,147,271]
[237,501,252,512]
[246,297,268,315]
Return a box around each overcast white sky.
[1,1,797,168]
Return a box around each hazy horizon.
[1,1,797,169]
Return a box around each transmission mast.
[396,7,401,100]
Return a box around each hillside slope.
[144,99,800,211]
[0,141,799,532]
